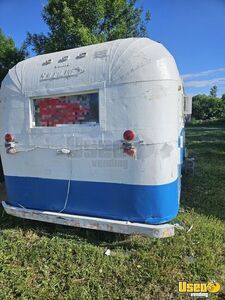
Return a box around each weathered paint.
[0,38,185,231]
[2,201,175,238]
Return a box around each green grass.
[0,123,225,300]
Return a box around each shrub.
[192,95,225,120]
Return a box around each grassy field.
[0,123,225,300]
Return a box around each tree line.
[192,86,225,121]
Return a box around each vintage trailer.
[0,38,190,237]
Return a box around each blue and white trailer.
[0,38,191,238]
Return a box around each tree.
[26,0,150,54]
[192,94,225,120]
[209,85,217,97]
[221,94,225,101]
[0,29,27,86]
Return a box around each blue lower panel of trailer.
[4,176,179,224]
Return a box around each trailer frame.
[2,201,175,238]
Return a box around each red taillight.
[123,130,135,141]
[5,133,13,143]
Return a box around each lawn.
[0,123,225,300]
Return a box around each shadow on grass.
[0,203,168,252]
[0,202,128,246]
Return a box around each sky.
[0,0,225,96]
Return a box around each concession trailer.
[0,38,192,238]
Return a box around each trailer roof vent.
[76,52,87,59]
[42,59,53,66]
[58,56,70,63]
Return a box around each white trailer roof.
[1,38,180,98]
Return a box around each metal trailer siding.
[0,38,184,226]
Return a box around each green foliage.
[192,94,225,120]
[221,93,225,101]
[0,29,26,86]
[0,124,225,299]
[209,85,217,97]
[26,0,150,54]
